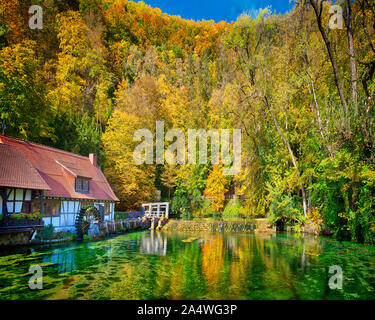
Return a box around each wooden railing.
[142,202,169,219]
[0,216,43,233]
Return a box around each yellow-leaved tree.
[160,164,177,200]
[102,110,155,210]
[204,164,229,212]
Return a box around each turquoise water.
[0,231,374,300]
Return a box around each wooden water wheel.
[75,205,102,240]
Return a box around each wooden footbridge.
[142,202,169,219]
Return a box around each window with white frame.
[6,188,32,213]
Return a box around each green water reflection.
[0,231,374,300]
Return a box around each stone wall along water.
[162,219,274,233]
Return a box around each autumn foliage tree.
[1,0,375,242]
[102,110,155,210]
[204,164,229,212]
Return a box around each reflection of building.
[45,247,77,274]
[140,231,167,256]
[0,135,119,235]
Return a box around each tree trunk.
[263,97,307,217]
[310,0,349,128]
[308,174,312,212]
[303,52,333,158]
[345,0,358,109]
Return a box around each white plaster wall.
[61,201,68,213]
[42,216,60,228]
[52,216,60,227]
[110,203,115,220]
[57,200,82,229]
[41,199,117,232]
[68,201,75,213]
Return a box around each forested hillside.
[1,0,375,242]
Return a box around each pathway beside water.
[0,231,374,300]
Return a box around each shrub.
[222,199,242,218]
[347,187,375,244]
[192,200,215,217]
[268,189,304,230]
[114,212,129,220]
[171,180,190,217]
[38,223,54,240]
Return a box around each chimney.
[89,153,97,166]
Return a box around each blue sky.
[135,0,295,22]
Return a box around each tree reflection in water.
[0,231,374,299]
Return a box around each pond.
[0,231,374,300]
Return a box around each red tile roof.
[56,160,92,179]
[0,135,119,202]
[0,144,50,190]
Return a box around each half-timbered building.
[0,135,119,235]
